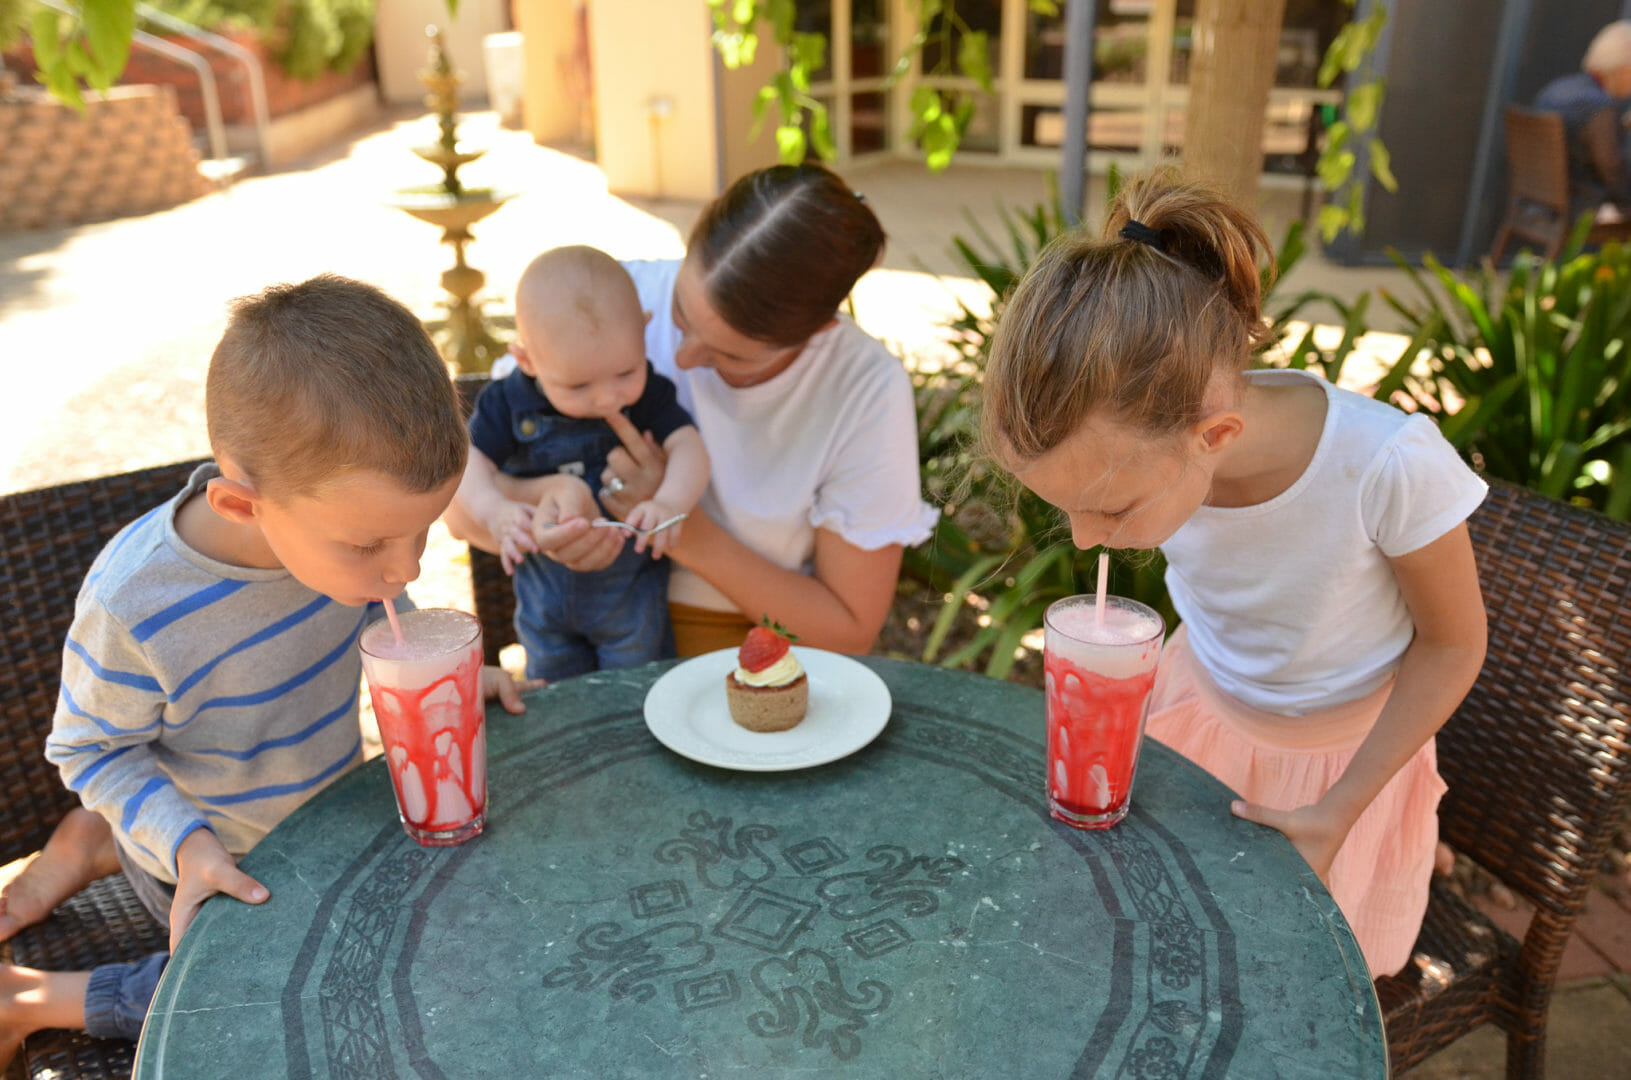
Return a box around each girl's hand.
[1230,799,1352,884]
[481,666,540,713]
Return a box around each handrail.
[131,27,228,160]
[31,0,228,161]
[135,3,270,167]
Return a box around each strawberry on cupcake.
[725,619,808,732]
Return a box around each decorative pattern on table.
[541,810,961,1062]
[316,847,430,1079]
[283,701,1241,1076]
[890,700,1241,1077]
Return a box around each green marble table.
[135,658,1386,1079]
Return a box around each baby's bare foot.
[0,809,119,942]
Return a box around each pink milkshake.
[360,608,487,846]
[1043,595,1164,829]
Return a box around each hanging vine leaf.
[1369,138,1398,192]
[1345,80,1383,133]
[957,29,993,93]
[1314,1,1393,241]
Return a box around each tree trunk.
[1181,0,1287,209]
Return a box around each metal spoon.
[589,513,688,539]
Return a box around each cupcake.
[725,622,808,732]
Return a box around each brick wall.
[116,31,378,127]
[0,86,210,232]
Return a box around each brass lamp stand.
[389,27,512,374]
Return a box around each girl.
[981,168,1488,978]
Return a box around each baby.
[456,245,709,680]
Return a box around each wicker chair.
[1,459,207,1080]
[1378,481,1631,1076]
[1491,104,1631,262]
[454,372,519,664]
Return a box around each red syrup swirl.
[368,646,486,834]
[1044,650,1158,820]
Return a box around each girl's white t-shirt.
[1161,368,1488,715]
[624,259,938,612]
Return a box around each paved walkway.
[1,107,1628,1077]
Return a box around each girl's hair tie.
[1118,219,1167,252]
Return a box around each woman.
[452,163,937,656]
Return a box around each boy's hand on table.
[599,412,667,519]
[482,666,541,712]
[171,827,268,950]
[532,475,623,572]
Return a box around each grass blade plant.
[1380,241,1631,515]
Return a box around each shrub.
[1380,235,1631,519]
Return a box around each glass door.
[801,0,896,160]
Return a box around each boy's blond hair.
[205,275,467,498]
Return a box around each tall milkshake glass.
[359,608,487,846]
[1043,595,1164,828]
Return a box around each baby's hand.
[488,500,537,576]
[625,499,684,558]
[482,665,540,712]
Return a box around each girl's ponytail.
[1107,168,1276,354]
[982,167,1276,465]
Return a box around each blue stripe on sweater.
[131,579,249,642]
[171,610,367,728]
[64,639,164,693]
[121,775,175,835]
[58,744,136,791]
[84,503,167,590]
[57,684,163,737]
[194,738,361,805]
[189,686,358,760]
[170,595,335,701]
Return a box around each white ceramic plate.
[643,647,892,772]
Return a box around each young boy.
[0,275,528,1067]
[455,245,709,681]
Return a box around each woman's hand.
[531,475,625,572]
[599,412,668,519]
[1230,799,1352,884]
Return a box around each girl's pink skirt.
[1144,625,1444,978]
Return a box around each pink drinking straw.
[1094,551,1109,628]
[383,597,405,646]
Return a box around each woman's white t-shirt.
[624,259,938,612]
[1161,368,1487,715]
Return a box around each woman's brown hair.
[687,163,886,346]
[981,167,1275,463]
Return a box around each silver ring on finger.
[605,476,626,495]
